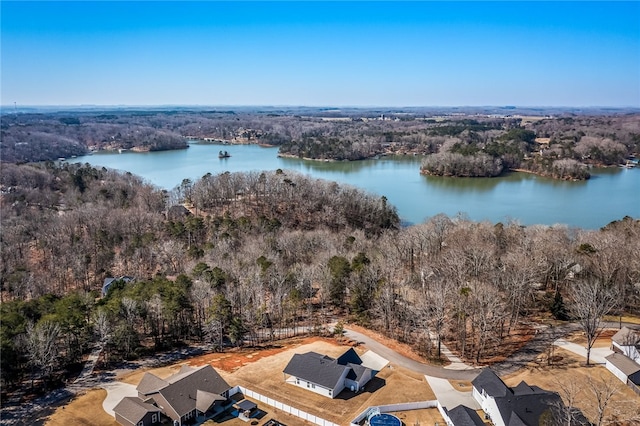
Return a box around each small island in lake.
[1,108,637,181]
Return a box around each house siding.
[290,378,335,398]
[606,359,630,384]
[613,341,640,362]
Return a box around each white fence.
[350,400,438,425]
[228,385,340,426]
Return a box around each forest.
[1,161,639,400]
[2,108,639,179]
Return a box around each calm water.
[70,142,639,229]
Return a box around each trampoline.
[368,413,402,426]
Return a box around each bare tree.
[569,277,617,365]
[585,374,618,426]
[25,320,61,387]
[552,377,583,426]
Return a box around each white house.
[283,348,373,399]
[611,327,640,362]
[471,368,562,426]
[605,353,640,386]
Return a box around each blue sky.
[1,1,639,107]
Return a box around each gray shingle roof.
[471,368,509,397]
[445,405,485,426]
[495,391,561,426]
[114,396,160,424]
[606,353,640,376]
[283,352,349,389]
[195,389,226,413]
[137,372,169,395]
[612,327,640,346]
[473,368,563,426]
[158,365,231,417]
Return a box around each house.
[471,368,562,426]
[611,326,640,362]
[102,275,135,297]
[443,405,485,426]
[113,397,161,426]
[605,353,640,386]
[114,365,231,426]
[166,205,191,221]
[283,348,373,399]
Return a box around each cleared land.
[194,338,438,425]
[97,336,440,426]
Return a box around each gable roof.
[606,353,640,376]
[137,372,169,395]
[494,391,561,426]
[283,352,349,389]
[473,369,563,426]
[114,396,160,424]
[195,389,226,413]
[472,368,509,398]
[445,405,485,426]
[346,363,369,381]
[157,365,231,417]
[612,327,640,346]
[337,348,363,366]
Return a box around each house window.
[329,390,332,396]
[137,422,144,426]
[152,413,158,423]
[311,384,315,389]
[296,379,299,385]
[307,382,310,388]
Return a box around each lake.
[70,142,639,229]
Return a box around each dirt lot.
[207,339,437,425]
[52,336,439,426]
[503,347,640,424]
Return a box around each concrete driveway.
[554,339,613,364]
[424,376,480,411]
[101,381,137,416]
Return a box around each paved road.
[344,322,591,380]
[343,327,482,380]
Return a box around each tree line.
[1,162,639,400]
[4,110,638,179]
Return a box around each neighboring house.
[102,275,135,297]
[611,326,640,362]
[443,405,486,426]
[113,397,161,426]
[166,205,191,221]
[605,353,640,386]
[283,348,373,399]
[471,368,562,426]
[114,365,231,426]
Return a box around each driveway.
[101,382,137,416]
[424,376,480,411]
[553,339,613,364]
